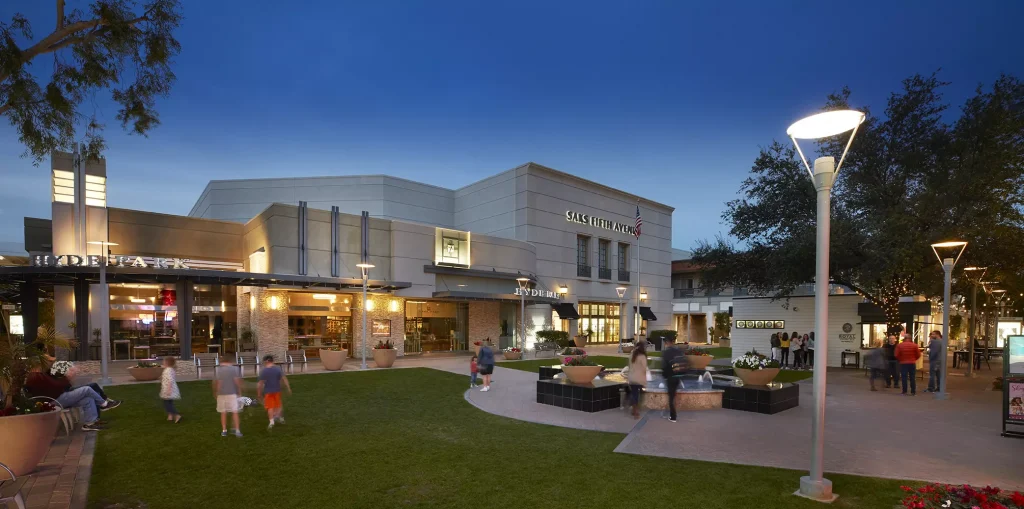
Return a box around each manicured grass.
[496,355,628,372]
[92,369,912,508]
[774,369,814,383]
[698,346,732,358]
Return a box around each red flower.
[1010,492,1024,506]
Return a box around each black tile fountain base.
[721,383,799,414]
[536,378,625,412]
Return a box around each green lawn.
[92,369,911,509]
[496,355,628,372]
[697,346,732,358]
[774,369,814,383]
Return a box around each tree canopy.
[693,73,1024,330]
[1,0,182,162]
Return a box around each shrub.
[560,347,586,356]
[682,346,711,356]
[898,483,1024,509]
[536,330,571,348]
[135,361,159,368]
[563,355,598,367]
[648,330,678,343]
[733,349,780,370]
[373,340,394,350]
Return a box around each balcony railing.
[617,270,630,282]
[598,267,612,280]
[674,288,694,298]
[577,264,592,278]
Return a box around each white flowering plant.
[49,360,74,377]
[732,349,780,370]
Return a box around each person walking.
[895,333,922,396]
[865,346,886,391]
[882,334,899,388]
[925,330,944,393]
[804,333,814,369]
[779,332,791,368]
[790,332,803,369]
[627,341,648,419]
[159,356,182,423]
[661,336,686,423]
[770,333,781,363]
[469,355,479,388]
[258,355,291,430]
[214,356,243,437]
[478,343,495,392]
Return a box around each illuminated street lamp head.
[356,263,374,269]
[930,241,967,267]
[616,286,627,299]
[515,277,530,291]
[787,109,866,178]
[87,241,119,247]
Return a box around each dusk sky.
[2,0,1023,250]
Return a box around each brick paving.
[17,431,94,509]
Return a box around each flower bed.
[732,350,780,386]
[683,346,714,370]
[373,340,397,368]
[502,347,522,360]
[560,354,602,384]
[899,483,1024,509]
[127,361,162,381]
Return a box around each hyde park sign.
[565,210,637,236]
[33,254,191,269]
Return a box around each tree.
[1,0,182,162]
[693,73,1024,333]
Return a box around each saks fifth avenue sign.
[33,254,191,269]
[565,210,637,236]
[514,287,558,299]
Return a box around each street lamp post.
[357,263,374,369]
[616,286,627,352]
[930,241,967,400]
[787,109,865,503]
[87,240,118,384]
[516,278,530,350]
[963,267,987,378]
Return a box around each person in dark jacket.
[925,330,944,393]
[770,333,781,362]
[882,335,899,388]
[477,343,495,392]
[661,336,686,423]
[865,347,886,391]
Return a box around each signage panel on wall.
[33,254,191,269]
[734,320,785,330]
[565,210,637,236]
[514,287,558,300]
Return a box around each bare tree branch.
[56,0,65,30]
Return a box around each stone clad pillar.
[352,294,405,358]
[251,288,288,363]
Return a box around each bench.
[286,350,307,373]
[0,461,27,509]
[534,342,559,358]
[193,353,220,379]
[236,352,261,376]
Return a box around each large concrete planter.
[320,349,347,371]
[735,367,780,386]
[0,410,61,475]
[127,366,163,381]
[560,365,603,384]
[373,348,397,368]
[686,355,714,370]
[502,351,522,360]
[573,336,587,349]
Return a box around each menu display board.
[1003,336,1024,438]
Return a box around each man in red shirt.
[894,333,922,396]
[24,367,119,431]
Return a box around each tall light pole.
[787,109,865,503]
[992,289,1008,347]
[516,277,530,350]
[616,286,627,352]
[930,241,967,400]
[963,267,987,378]
[87,240,118,384]
[357,262,374,369]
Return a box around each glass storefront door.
[577,302,620,344]
[404,300,468,353]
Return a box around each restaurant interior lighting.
[312,294,337,302]
[130,298,146,303]
[365,298,375,311]
[269,295,280,310]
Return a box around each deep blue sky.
[2,0,1023,250]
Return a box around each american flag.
[634,205,642,238]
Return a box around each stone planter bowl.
[573,336,587,349]
[502,351,522,360]
[320,348,348,371]
[0,410,61,475]
[373,348,397,368]
[685,355,714,370]
[621,344,635,354]
[127,366,163,381]
[560,364,603,385]
[734,367,780,386]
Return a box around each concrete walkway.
[17,431,94,509]
[615,369,1024,491]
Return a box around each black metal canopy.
[552,303,580,319]
[634,306,657,321]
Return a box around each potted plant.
[1,325,71,475]
[320,345,348,371]
[682,346,714,370]
[648,330,677,352]
[559,347,586,363]
[713,312,732,347]
[502,347,522,360]
[560,354,603,384]
[239,328,255,352]
[732,350,780,386]
[574,328,591,349]
[621,340,635,354]
[373,340,397,368]
[127,360,163,381]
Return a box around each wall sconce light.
[389,299,400,313]
[250,295,255,311]
[366,298,375,311]
[558,285,568,295]
[269,295,280,310]
[640,290,648,301]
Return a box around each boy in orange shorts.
[257,355,291,430]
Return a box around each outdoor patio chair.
[0,460,27,509]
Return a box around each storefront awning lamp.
[558,285,568,294]
[787,109,865,178]
[639,290,648,301]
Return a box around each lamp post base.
[796,476,837,503]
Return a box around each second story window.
[617,243,628,271]
[577,235,589,267]
[598,240,609,269]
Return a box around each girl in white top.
[160,356,182,423]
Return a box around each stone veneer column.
[468,302,500,345]
[251,288,288,363]
[352,294,406,358]
[236,288,251,335]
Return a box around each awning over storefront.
[552,303,580,319]
[634,306,657,321]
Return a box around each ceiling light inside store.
[130,298,146,303]
[312,294,336,301]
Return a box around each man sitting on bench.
[25,365,121,431]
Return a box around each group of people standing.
[866,330,944,396]
[769,331,815,369]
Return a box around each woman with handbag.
[627,342,648,419]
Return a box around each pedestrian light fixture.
[616,286,628,353]
[87,240,119,384]
[930,241,967,400]
[516,277,530,350]
[356,262,374,369]
[787,109,865,504]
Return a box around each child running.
[257,355,291,430]
[159,356,182,423]
[213,356,243,437]
[469,355,479,388]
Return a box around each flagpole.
[635,201,641,343]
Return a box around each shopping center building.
[0,153,673,370]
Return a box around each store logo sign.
[514,287,558,299]
[33,254,190,269]
[839,322,856,342]
[566,210,637,236]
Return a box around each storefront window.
[578,302,620,343]
[405,301,467,353]
[108,284,179,360]
[287,292,352,356]
[861,323,888,348]
[191,284,237,357]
